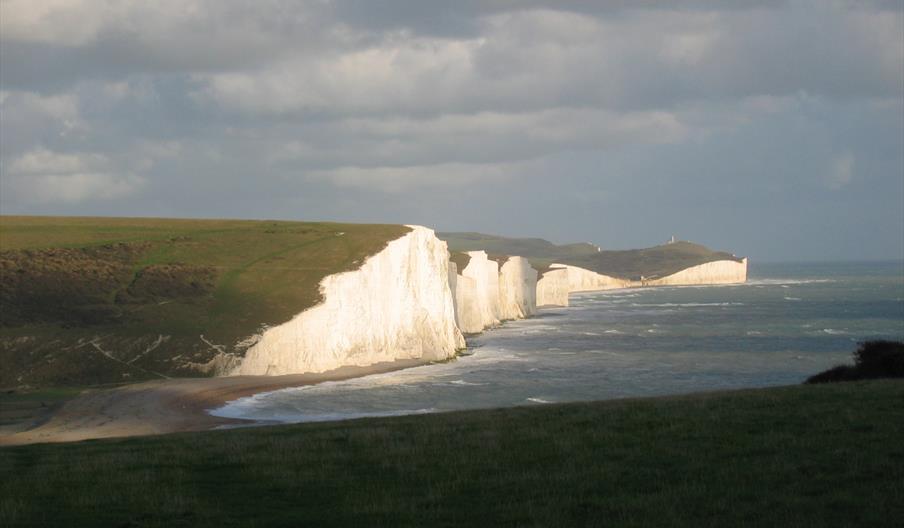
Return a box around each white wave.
[448,379,484,386]
[587,350,621,356]
[630,302,744,308]
[583,332,602,336]
[216,357,468,405]
[519,325,560,334]
[784,297,802,301]
[746,331,763,336]
[604,329,623,334]
[823,328,848,335]
[526,397,553,404]
[473,353,530,364]
[744,278,836,286]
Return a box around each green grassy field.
[1,380,901,527]
[0,216,408,387]
[439,232,743,280]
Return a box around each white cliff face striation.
[448,252,537,332]
[497,257,538,320]
[448,261,462,325]
[452,251,502,334]
[644,258,748,286]
[468,252,502,327]
[450,265,482,334]
[533,264,630,307]
[536,268,570,307]
[555,264,633,293]
[233,226,465,376]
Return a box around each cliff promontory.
[0,217,411,387]
[235,226,465,376]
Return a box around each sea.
[211,261,904,424]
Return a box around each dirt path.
[0,359,426,446]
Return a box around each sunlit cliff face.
[234,226,465,376]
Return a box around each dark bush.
[853,340,904,378]
[806,365,858,384]
[806,340,904,384]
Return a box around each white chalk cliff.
[535,258,747,306]
[536,268,571,307]
[448,252,539,332]
[643,258,748,286]
[554,264,632,294]
[233,226,465,376]
[534,264,630,308]
[231,224,747,377]
[451,252,502,334]
[497,257,538,320]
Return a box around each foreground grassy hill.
[439,232,743,280]
[1,380,901,527]
[0,216,408,388]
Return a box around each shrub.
[806,365,858,384]
[853,340,904,378]
[806,340,904,384]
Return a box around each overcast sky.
[1,1,902,261]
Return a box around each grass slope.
[0,216,409,387]
[1,381,901,527]
[439,232,743,280]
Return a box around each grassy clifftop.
[439,232,743,280]
[0,216,409,388]
[1,380,901,527]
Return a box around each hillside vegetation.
[0,216,408,388]
[1,381,901,527]
[439,232,743,280]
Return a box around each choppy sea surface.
[211,261,904,424]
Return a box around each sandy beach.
[0,359,426,446]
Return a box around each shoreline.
[0,359,428,446]
[1,283,750,447]
[1,305,547,447]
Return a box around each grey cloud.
[328,0,792,37]
[186,6,899,123]
[0,0,348,91]
[0,1,901,261]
